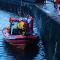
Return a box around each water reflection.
[0,9,46,60]
[4,42,39,60]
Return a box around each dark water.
[0,10,46,60]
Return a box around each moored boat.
[3,16,39,50]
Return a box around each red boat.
[3,16,39,50]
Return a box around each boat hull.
[4,35,39,50]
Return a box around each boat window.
[10,21,29,35]
[12,22,18,28]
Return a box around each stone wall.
[37,8,60,60]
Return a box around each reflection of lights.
[44,10,50,14]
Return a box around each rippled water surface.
[0,10,46,60]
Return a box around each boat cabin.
[9,17,34,35]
